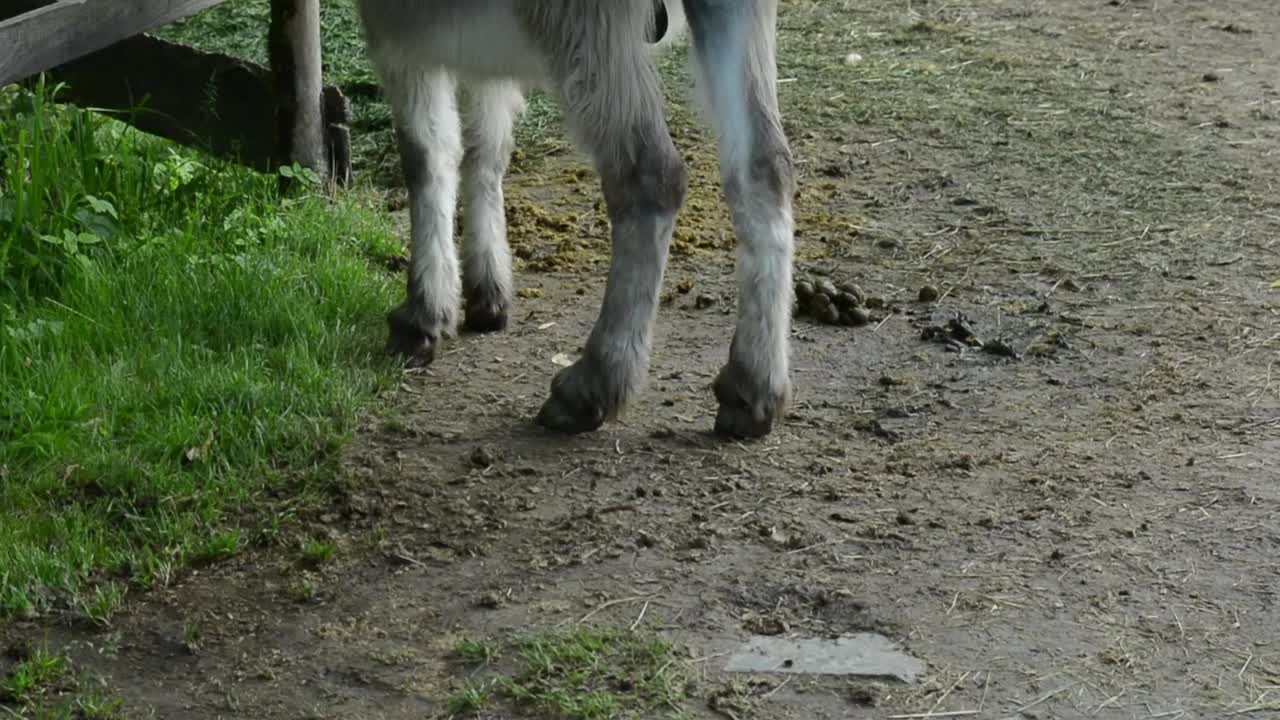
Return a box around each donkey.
[354,0,796,439]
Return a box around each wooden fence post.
[269,0,330,186]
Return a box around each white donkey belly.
[358,0,686,89]
[359,1,550,86]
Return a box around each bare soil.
[5,0,1279,718]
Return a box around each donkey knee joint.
[604,146,688,221]
[749,145,796,202]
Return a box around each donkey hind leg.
[382,66,464,366]
[534,17,688,433]
[460,79,526,333]
[685,0,796,438]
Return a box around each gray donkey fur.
[355,0,796,438]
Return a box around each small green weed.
[0,643,125,718]
[301,538,337,568]
[182,619,204,653]
[77,581,126,627]
[286,575,318,603]
[2,644,68,703]
[191,530,244,566]
[451,638,502,665]
[445,681,495,716]
[54,685,127,720]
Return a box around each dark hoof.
[385,305,439,368]
[534,364,610,434]
[712,365,791,439]
[463,294,509,334]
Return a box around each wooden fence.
[0,0,352,187]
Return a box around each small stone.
[844,52,864,65]
[695,293,716,309]
[469,446,497,467]
[1202,71,1220,82]
[865,296,885,310]
[917,285,939,302]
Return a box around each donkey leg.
[381,66,463,366]
[533,28,688,433]
[685,0,796,438]
[460,79,526,333]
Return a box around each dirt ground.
[5,0,1279,718]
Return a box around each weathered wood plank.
[0,0,231,87]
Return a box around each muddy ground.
[5,0,1279,718]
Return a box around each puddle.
[723,633,925,683]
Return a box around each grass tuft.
[445,626,689,719]
[300,538,337,567]
[76,581,126,628]
[1,642,127,718]
[2,644,68,704]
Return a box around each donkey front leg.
[535,42,688,433]
[460,79,526,333]
[686,0,796,438]
[382,67,464,366]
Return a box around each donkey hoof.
[385,305,441,367]
[712,365,790,439]
[463,296,509,334]
[535,364,610,434]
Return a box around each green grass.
[444,627,690,719]
[1,641,126,718]
[300,537,337,567]
[2,643,68,704]
[0,79,401,620]
[450,638,503,666]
